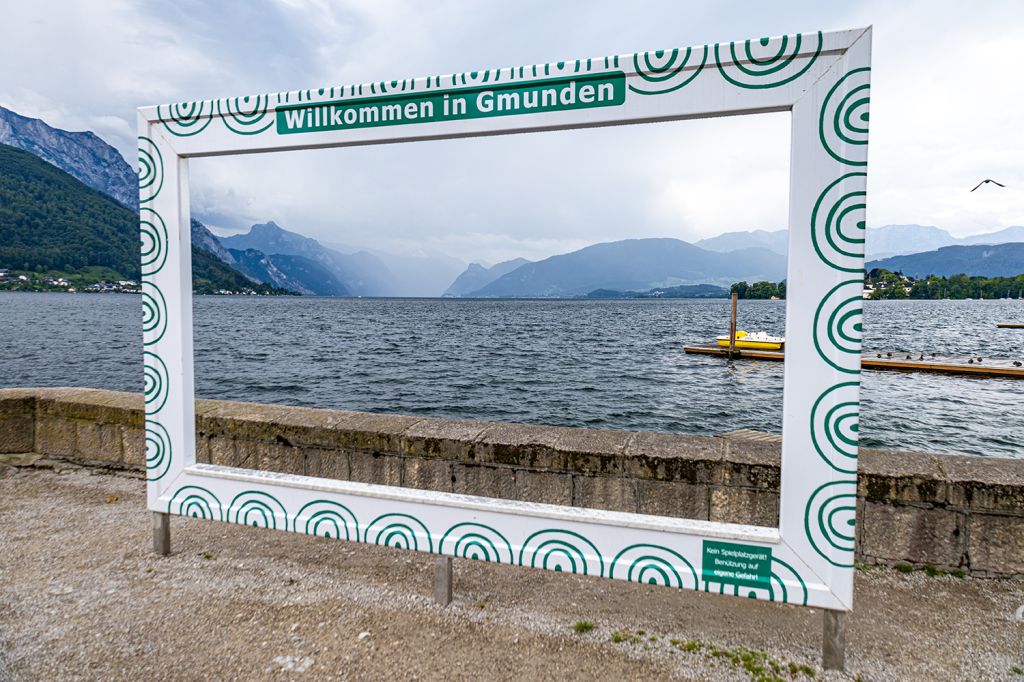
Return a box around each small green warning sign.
[701,540,772,589]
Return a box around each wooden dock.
[997,323,1024,329]
[683,344,1024,379]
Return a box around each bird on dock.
[876,353,881,358]
[886,352,892,358]
[971,179,1005,192]
[968,358,974,364]
[977,357,984,363]
[906,354,912,360]
[918,354,924,361]
[1014,361,1022,367]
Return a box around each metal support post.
[434,556,453,606]
[152,511,171,556]
[822,609,846,671]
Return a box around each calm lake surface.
[2,292,1022,458]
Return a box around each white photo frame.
[140,27,871,611]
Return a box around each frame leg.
[152,511,171,556]
[822,609,846,671]
[433,556,453,606]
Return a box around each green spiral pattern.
[610,544,698,589]
[438,522,514,563]
[144,420,172,481]
[819,68,870,166]
[811,382,860,474]
[141,284,167,346]
[813,280,863,374]
[158,100,213,137]
[143,350,168,415]
[217,95,275,135]
[228,491,288,529]
[629,46,707,95]
[137,136,163,204]
[804,480,857,567]
[139,208,168,277]
[518,529,604,576]
[715,32,822,89]
[294,500,359,540]
[364,513,433,552]
[168,485,223,521]
[811,173,867,273]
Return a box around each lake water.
[2,292,1021,458]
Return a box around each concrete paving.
[0,463,1021,681]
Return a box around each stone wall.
[2,387,1021,578]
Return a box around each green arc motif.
[439,522,514,564]
[715,31,822,89]
[811,173,868,273]
[813,280,863,374]
[629,46,707,95]
[137,137,163,204]
[143,351,168,415]
[168,485,223,521]
[139,208,168,277]
[804,480,857,567]
[141,284,167,346]
[294,500,359,540]
[364,513,433,553]
[518,529,604,577]
[610,544,698,589]
[158,100,213,137]
[145,420,172,481]
[217,95,274,135]
[810,382,860,474]
[819,67,871,166]
[228,490,288,529]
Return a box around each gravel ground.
[0,463,1021,681]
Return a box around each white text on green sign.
[701,540,772,590]
[276,73,626,135]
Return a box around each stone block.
[709,487,779,526]
[860,502,964,567]
[257,442,305,476]
[399,418,489,461]
[402,458,453,493]
[303,448,349,480]
[348,451,402,486]
[0,414,34,453]
[573,476,636,513]
[209,437,239,467]
[474,423,569,470]
[123,426,146,468]
[452,464,516,499]
[35,416,77,457]
[514,470,571,505]
[636,479,709,520]
[622,432,724,483]
[75,421,123,463]
[967,514,1024,576]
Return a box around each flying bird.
[971,179,1006,192]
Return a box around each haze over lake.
[3,293,1021,459]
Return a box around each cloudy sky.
[2,1,1022,263]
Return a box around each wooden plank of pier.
[682,344,1024,379]
[997,323,1024,329]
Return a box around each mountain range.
[0,105,138,211]
[462,239,786,297]
[444,258,531,297]
[867,243,1024,278]
[2,103,1022,298]
[696,224,1024,261]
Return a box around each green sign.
[276,72,626,135]
[701,540,772,589]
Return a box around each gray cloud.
[2,1,1022,262]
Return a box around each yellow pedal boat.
[715,330,785,350]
